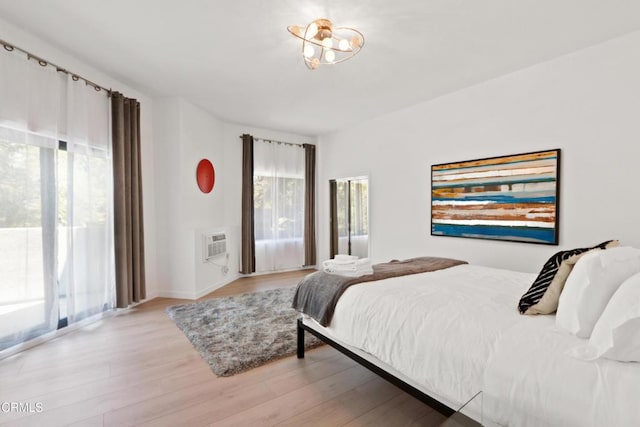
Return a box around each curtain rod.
[1,38,112,96]
[239,135,308,148]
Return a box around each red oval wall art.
[196,159,215,193]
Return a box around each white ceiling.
[0,1,639,136]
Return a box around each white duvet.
[312,264,640,426]
[483,317,640,426]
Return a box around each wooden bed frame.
[296,317,456,417]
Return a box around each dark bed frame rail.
[297,318,456,417]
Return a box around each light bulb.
[307,23,318,38]
[338,39,350,51]
[322,37,333,48]
[310,58,320,69]
[303,44,315,58]
[351,36,362,49]
[324,50,335,62]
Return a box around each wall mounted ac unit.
[203,232,227,262]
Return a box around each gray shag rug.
[166,286,323,377]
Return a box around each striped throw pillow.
[518,240,619,315]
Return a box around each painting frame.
[431,149,561,245]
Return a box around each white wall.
[153,98,226,298]
[318,31,640,273]
[153,98,185,297]
[0,16,160,299]
[153,99,315,299]
[180,102,227,297]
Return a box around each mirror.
[329,176,369,259]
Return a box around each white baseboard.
[239,265,316,278]
[155,289,198,300]
[194,274,238,299]
[142,291,159,302]
[156,274,239,300]
[155,266,313,300]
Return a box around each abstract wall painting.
[431,149,560,245]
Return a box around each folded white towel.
[334,254,359,262]
[329,255,363,266]
[322,258,372,274]
[324,258,370,267]
[326,263,356,272]
[329,259,360,266]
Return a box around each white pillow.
[556,246,640,338]
[570,272,640,362]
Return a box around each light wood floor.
[0,271,447,426]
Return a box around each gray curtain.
[303,144,317,266]
[111,92,146,308]
[240,133,255,274]
[329,179,339,259]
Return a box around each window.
[0,127,113,351]
[254,175,304,241]
[0,132,54,348]
[331,177,369,259]
[0,47,113,353]
[253,140,305,272]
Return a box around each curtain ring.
[3,44,14,51]
[94,86,101,92]
[38,60,48,67]
[72,75,80,81]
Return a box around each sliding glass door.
[0,130,59,350]
[0,127,114,352]
[0,44,115,353]
[59,139,113,323]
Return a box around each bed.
[294,263,640,426]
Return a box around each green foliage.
[253,175,304,240]
[335,179,368,237]
[0,140,43,227]
[0,136,109,229]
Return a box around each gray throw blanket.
[292,256,468,326]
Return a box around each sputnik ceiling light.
[287,19,364,70]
